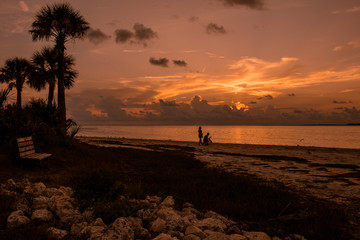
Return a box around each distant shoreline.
[78,122,360,126]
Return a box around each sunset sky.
[1,0,360,124]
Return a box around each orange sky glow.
[1,0,360,124]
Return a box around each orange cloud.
[86,104,108,117]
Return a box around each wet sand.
[78,137,360,206]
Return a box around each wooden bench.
[17,137,52,162]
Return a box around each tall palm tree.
[0,57,33,109]
[30,46,78,108]
[29,3,89,129]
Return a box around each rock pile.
[1,179,307,240]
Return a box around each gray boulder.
[7,210,30,228]
[153,233,179,240]
[103,217,135,240]
[185,225,207,239]
[151,218,167,233]
[194,217,227,232]
[47,227,68,240]
[32,196,50,209]
[243,231,271,240]
[159,196,175,209]
[31,209,53,222]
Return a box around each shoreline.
[78,136,360,206]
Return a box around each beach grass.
[0,137,355,240]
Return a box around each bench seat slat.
[20,150,36,157]
[22,153,52,160]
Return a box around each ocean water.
[78,125,360,149]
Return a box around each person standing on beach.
[198,126,203,145]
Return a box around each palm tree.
[0,57,33,109]
[0,83,15,109]
[30,46,78,108]
[29,3,89,129]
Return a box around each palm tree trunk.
[48,78,55,108]
[57,41,66,130]
[16,86,22,109]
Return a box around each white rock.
[243,231,271,240]
[229,234,247,240]
[47,227,68,240]
[153,233,179,240]
[183,234,201,240]
[91,217,107,227]
[127,217,150,239]
[194,217,227,232]
[146,195,162,205]
[70,222,88,237]
[185,225,207,239]
[138,208,157,222]
[31,209,53,222]
[159,196,175,208]
[106,217,135,239]
[204,210,236,227]
[32,182,47,195]
[7,210,30,228]
[151,217,167,233]
[157,207,178,220]
[81,225,106,240]
[204,231,230,240]
[32,196,50,209]
[292,234,308,240]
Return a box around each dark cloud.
[133,23,157,41]
[114,23,158,46]
[219,0,264,9]
[87,28,111,45]
[264,94,273,100]
[288,93,295,96]
[206,23,226,34]
[173,60,187,67]
[149,57,169,67]
[115,29,134,43]
[333,100,347,104]
[248,101,257,104]
[258,94,273,100]
[188,16,199,22]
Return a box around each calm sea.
[78,125,360,149]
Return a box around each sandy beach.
[79,137,360,207]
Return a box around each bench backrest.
[17,137,35,157]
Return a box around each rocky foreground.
[1,179,307,240]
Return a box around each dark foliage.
[0,99,80,149]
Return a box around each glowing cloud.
[86,104,108,118]
[18,1,29,12]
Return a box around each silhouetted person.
[198,126,203,145]
[203,132,212,145]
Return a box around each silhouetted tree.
[30,46,78,108]
[0,83,14,108]
[29,3,89,129]
[0,57,33,109]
